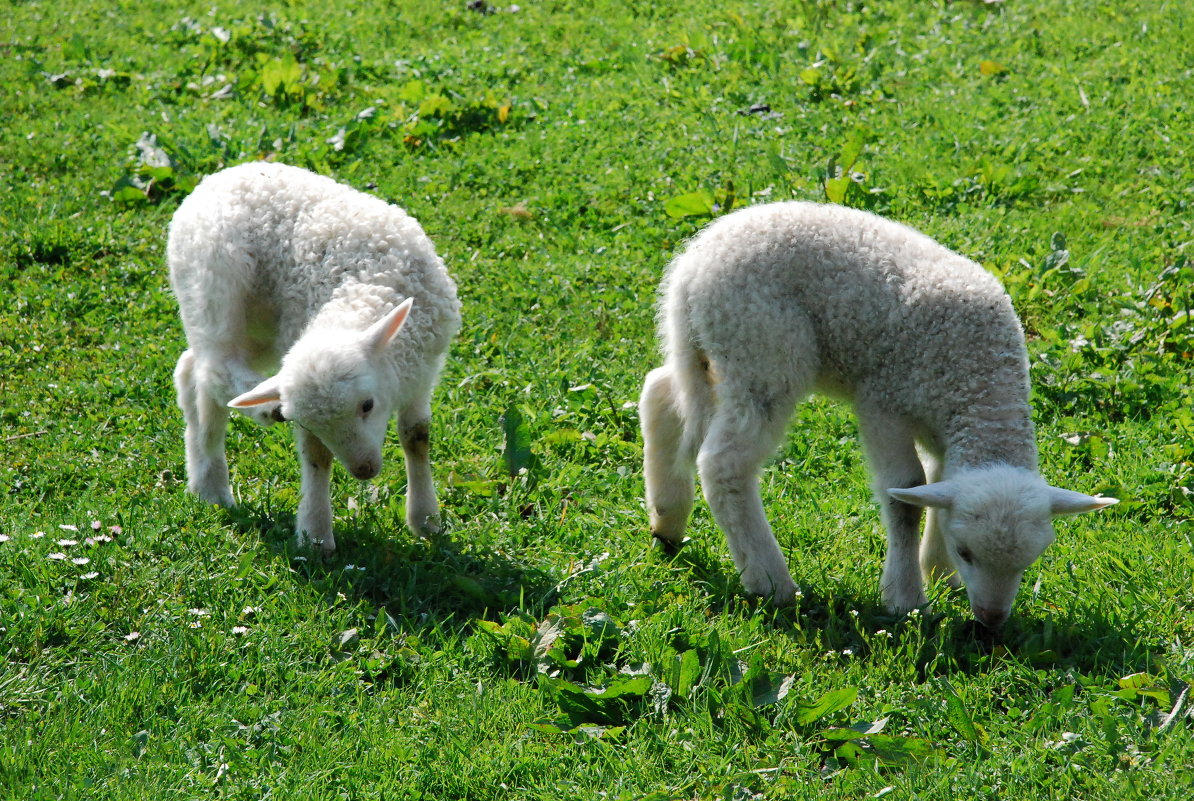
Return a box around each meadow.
[1,0,1191,798]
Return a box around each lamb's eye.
[957,547,975,565]
[361,398,374,415]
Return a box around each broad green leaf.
[822,717,889,741]
[749,672,794,708]
[793,686,858,725]
[663,190,715,218]
[665,649,701,699]
[945,690,989,746]
[824,175,851,204]
[501,406,534,476]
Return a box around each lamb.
[640,202,1116,628]
[168,162,461,554]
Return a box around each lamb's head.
[889,465,1117,630]
[228,299,413,480]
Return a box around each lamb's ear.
[365,297,414,355]
[228,376,282,409]
[888,481,957,509]
[1047,486,1119,516]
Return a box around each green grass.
[1,0,1191,798]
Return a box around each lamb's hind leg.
[398,401,440,536]
[640,366,697,548]
[175,349,235,507]
[856,407,929,613]
[697,398,797,603]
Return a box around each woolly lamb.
[169,162,461,553]
[640,202,1116,628]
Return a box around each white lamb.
[168,162,461,553]
[640,202,1116,628]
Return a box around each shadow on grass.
[223,503,559,626]
[658,537,1147,680]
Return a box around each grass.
[1,0,1191,798]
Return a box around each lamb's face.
[938,480,1056,630]
[278,346,395,480]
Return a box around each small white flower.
[124,631,141,642]
[32,531,46,539]
[842,648,854,656]
[849,609,859,617]
[241,606,259,617]
[81,572,100,580]
[292,556,308,563]
[0,534,10,543]
[57,539,78,547]
[189,621,203,629]
[72,557,90,566]
[91,520,102,531]
[59,524,78,532]
[188,608,210,617]
[47,552,67,561]
[232,626,249,635]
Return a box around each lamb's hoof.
[882,587,930,618]
[741,569,798,605]
[410,513,441,538]
[296,532,337,557]
[192,483,235,509]
[652,532,690,556]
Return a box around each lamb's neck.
[307,298,378,335]
[942,404,1039,474]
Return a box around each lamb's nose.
[973,606,1008,630]
[352,460,380,480]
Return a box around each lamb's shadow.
[225,504,558,624]
[661,539,1148,680]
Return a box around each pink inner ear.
[229,388,281,408]
[231,394,280,407]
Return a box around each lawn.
[1,0,1191,798]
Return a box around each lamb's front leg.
[295,426,336,554]
[858,408,928,613]
[398,405,440,536]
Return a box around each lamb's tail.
[659,280,715,459]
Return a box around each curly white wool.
[640,202,1115,627]
[169,162,461,553]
